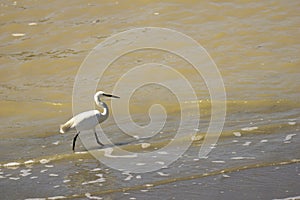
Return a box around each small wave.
[2,49,86,61]
[85,193,103,200]
[3,162,20,167]
[82,177,106,185]
[284,134,297,143]
[241,127,258,131]
[273,196,300,200]
[0,151,91,169]
[157,171,170,177]
[101,148,137,158]
[231,157,256,160]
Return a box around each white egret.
[59,91,120,151]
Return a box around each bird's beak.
[103,93,120,98]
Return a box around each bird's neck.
[96,101,108,116]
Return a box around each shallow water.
[1,0,300,199]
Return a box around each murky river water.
[0,1,299,199]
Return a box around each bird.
[59,91,120,151]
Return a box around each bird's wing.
[72,110,101,131]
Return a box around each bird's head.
[94,91,120,102]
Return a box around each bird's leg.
[72,132,80,152]
[94,131,104,146]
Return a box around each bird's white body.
[59,91,119,151]
[60,110,104,133]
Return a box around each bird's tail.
[59,125,67,133]
[59,120,73,133]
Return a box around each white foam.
[63,179,70,183]
[157,172,170,177]
[30,176,38,179]
[133,135,140,139]
[102,148,137,158]
[25,198,46,200]
[95,173,103,178]
[12,33,25,37]
[136,163,146,166]
[20,169,32,177]
[157,151,168,155]
[124,173,133,181]
[82,173,105,184]
[233,132,241,137]
[231,157,255,160]
[39,159,50,164]
[145,184,154,187]
[141,143,151,149]
[212,160,225,163]
[222,174,230,178]
[40,169,48,173]
[49,174,59,177]
[48,196,66,200]
[191,135,202,141]
[24,160,34,165]
[45,165,54,168]
[273,195,300,200]
[52,141,60,145]
[82,177,106,185]
[91,168,101,172]
[9,177,20,180]
[28,22,38,26]
[85,193,103,200]
[199,156,208,159]
[136,175,142,179]
[284,134,297,142]
[3,162,20,167]
[242,141,252,146]
[241,127,258,131]
[74,151,88,154]
[155,161,165,165]
[288,122,296,125]
[260,139,268,143]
